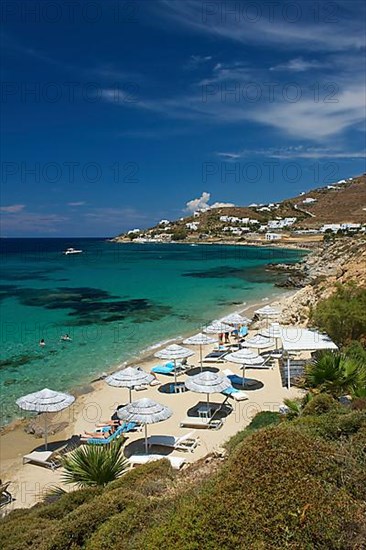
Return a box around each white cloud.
[185,192,211,213]
[218,147,366,160]
[0,204,25,213]
[186,55,213,69]
[270,57,329,72]
[67,201,86,207]
[0,211,67,233]
[152,0,366,52]
[185,193,236,213]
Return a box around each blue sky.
[1,0,365,236]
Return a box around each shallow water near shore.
[0,238,304,424]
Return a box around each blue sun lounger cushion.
[222,385,239,396]
[227,374,246,386]
[151,362,175,375]
[85,422,136,445]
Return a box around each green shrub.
[224,411,281,453]
[310,283,366,346]
[136,425,366,549]
[301,393,340,416]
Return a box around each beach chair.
[151,361,187,376]
[203,351,228,363]
[0,481,13,507]
[148,431,199,453]
[81,422,135,445]
[221,386,249,401]
[22,450,61,471]
[128,454,187,470]
[180,417,223,430]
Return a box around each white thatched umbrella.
[255,305,281,317]
[183,333,216,370]
[204,320,235,347]
[260,323,283,349]
[225,349,264,388]
[154,344,194,389]
[242,335,275,354]
[16,388,75,450]
[117,398,172,453]
[220,313,251,326]
[185,371,231,416]
[105,367,154,402]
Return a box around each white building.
[321,224,342,232]
[159,219,170,226]
[265,232,282,241]
[303,197,317,204]
[127,229,141,234]
[186,222,200,231]
[341,223,361,231]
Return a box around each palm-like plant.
[61,440,128,488]
[283,393,313,420]
[304,351,363,397]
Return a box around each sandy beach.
[0,289,304,511]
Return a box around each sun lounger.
[180,416,223,430]
[203,351,227,363]
[0,481,13,507]
[148,431,199,452]
[23,450,61,471]
[81,422,136,445]
[221,386,249,401]
[128,454,187,470]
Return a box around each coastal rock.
[25,419,68,438]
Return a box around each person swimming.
[61,334,72,342]
[39,339,46,347]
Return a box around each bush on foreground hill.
[1,401,365,550]
[310,283,366,346]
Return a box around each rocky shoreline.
[267,235,366,326]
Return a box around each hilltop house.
[265,232,282,241]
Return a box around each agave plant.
[283,393,313,420]
[61,440,128,488]
[304,351,363,397]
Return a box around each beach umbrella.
[204,320,235,346]
[154,344,194,389]
[105,366,154,402]
[225,349,264,388]
[183,333,216,371]
[260,323,283,349]
[242,335,275,353]
[220,313,251,326]
[185,371,231,416]
[16,388,75,450]
[255,305,281,317]
[117,398,172,453]
[204,320,234,334]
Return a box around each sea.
[0,238,305,425]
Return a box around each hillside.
[1,405,365,549]
[113,174,366,245]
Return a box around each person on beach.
[39,339,46,347]
[81,429,114,439]
[224,331,230,344]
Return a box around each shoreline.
[0,285,303,510]
[0,285,295,437]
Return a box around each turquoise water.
[0,238,304,424]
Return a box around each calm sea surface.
[0,238,304,424]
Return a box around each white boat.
[63,247,83,255]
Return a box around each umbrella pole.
[200,344,203,371]
[144,424,148,454]
[207,393,210,417]
[174,359,177,391]
[242,364,246,389]
[129,388,132,403]
[44,414,48,451]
